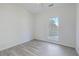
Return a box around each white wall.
[76,4,79,55]
[0,4,34,51]
[34,4,76,48]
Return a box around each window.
[49,17,59,38]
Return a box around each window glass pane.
[49,17,59,37]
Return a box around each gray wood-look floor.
[0,40,78,56]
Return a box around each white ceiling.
[23,3,76,14]
[0,3,76,14]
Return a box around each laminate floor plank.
[0,40,78,56]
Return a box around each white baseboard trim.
[0,39,32,51]
[76,48,79,55]
[35,39,75,48]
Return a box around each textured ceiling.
[0,3,76,14]
[23,3,76,14]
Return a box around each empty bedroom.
[0,3,79,56]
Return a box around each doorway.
[48,17,59,42]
